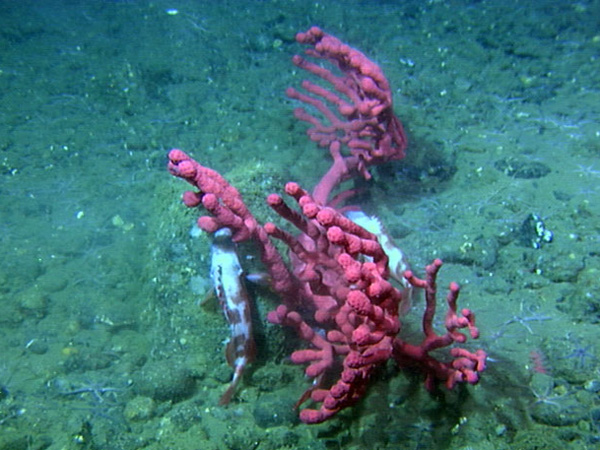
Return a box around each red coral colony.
[167,26,486,424]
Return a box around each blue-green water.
[1,1,599,449]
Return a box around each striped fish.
[209,228,256,404]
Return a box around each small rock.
[124,396,155,422]
[584,379,600,393]
[253,392,298,428]
[134,359,196,402]
[17,287,48,319]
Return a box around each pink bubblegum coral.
[167,26,486,424]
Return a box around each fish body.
[210,228,256,404]
[345,210,413,313]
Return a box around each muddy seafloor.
[1,1,599,449]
